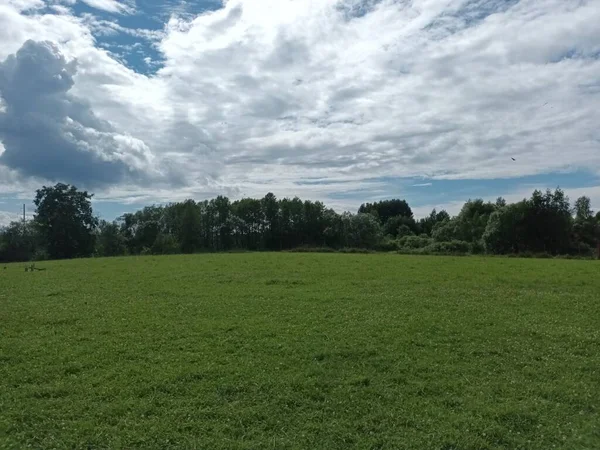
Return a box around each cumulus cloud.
[0,0,599,211]
[0,40,155,188]
[0,210,19,226]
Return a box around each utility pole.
[23,204,26,222]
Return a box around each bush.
[339,247,374,254]
[288,246,336,253]
[534,252,552,259]
[398,235,433,250]
[431,220,458,242]
[32,248,49,261]
[396,224,414,238]
[374,238,398,252]
[470,240,485,255]
[152,234,179,255]
[567,242,595,257]
[423,240,471,255]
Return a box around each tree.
[118,206,165,254]
[262,193,280,250]
[383,215,417,237]
[232,198,264,250]
[0,221,39,262]
[151,233,179,255]
[523,188,572,254]
[179,200,202,253]
[96,220,126,257]
[214,196,232,250]
[323,208,345,248]
[396,224,414,238]
[303,200,326,246]
[432,219,458,242]
[343,213,383,248]
[572,196,598,251]
[483,202,528,254]
[574,196,593,222]
[5,185,596,260]
[453,199,496,243]
[418,209,450,236]
[34,183,98,259]
[358,199,413,224]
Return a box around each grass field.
[1,254,599,449]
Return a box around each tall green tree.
[343,213,383,248]
[358,199,413,224]
[383,215,418,237]
[418,209,450,236]
[213,196,232,250]
[95,220,126,257]
[574,196,593,222]
[34,183,98,259]
[482,202,528,254]
[524,189,572,254]
[454,199,497,242]
[572,196,598,251]
[262,193,280,250]
[118,206,165,254]
[0,221,39,262]
[179,200,202,253]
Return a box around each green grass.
[1,254,599,449]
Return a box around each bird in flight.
[511,157,516,161]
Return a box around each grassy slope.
[1,254,599,449]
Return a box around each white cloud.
[6,0,45,12]
[0,210,20,226]
[0,0,599,209]
[152,0,600,183]
[50,5,73,15]
[80,0,133,14]
[0,40,160,188]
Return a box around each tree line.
[1,183,599,262]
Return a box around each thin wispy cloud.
[80,0,133,14]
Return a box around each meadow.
[1,253,599,449]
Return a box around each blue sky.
[1,0,600,224]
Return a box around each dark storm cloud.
[0,40,150,188]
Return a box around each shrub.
[32,248,49,261]
[339,247,374,254]
[470,240,485,255]
[152,234,179,255]
[374,238,398,252]
[288,247,336,253]
[423,240,471,255]
[398,235,433,250]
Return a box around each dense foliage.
[0,184,598,262]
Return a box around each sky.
[0,0,599,224]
